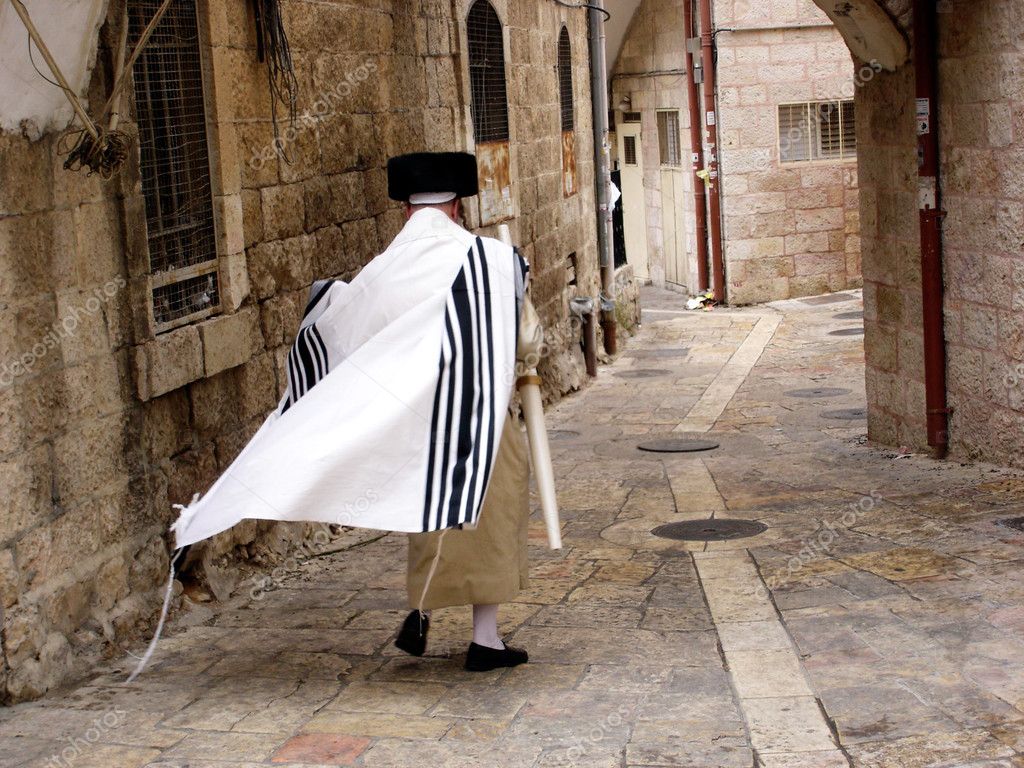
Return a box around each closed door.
[617,123,649,281]
[660,167,688,288]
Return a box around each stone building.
[0,0,620,701]
[608,0,862,303]
[847,0,1024,466]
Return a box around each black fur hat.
[387,152,479,202]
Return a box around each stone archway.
[811,0,909,71]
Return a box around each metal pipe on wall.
[697,0,726,303]
[588,1,617,354]
[683,0,711,293]
[913,0,949,456]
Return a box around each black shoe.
[394,610,429,656]
[464,641,528,672]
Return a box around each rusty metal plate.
[834,311,864,321]
[830,328,864,337]
[822,408,868,420]
[615,369,672,379]
[652,519,768,542]
[638,439,719,453]
[561,130,577,197]
[477,140,513,225]
[785,388,852,399]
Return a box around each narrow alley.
[2,288,1023,768]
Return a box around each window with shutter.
[129,0,220,332]
[779,100,856,164]
[467,1,510,143]
[558,27,574,132]
[657,111,682,167]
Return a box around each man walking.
[382,152,543,672]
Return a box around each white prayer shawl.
[172,209,527,548]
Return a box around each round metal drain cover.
[548,430,581,440]
[822,408,867,421]
[615,369,672,379]
[834,311,863,321]
[830,328,864,337]
[999,517,1024,533]
[785,387,851,399]
[637,439,720,454]
[652,519,768,542]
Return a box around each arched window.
[558,25,577,197]
[467,1,510,143]
[558,26,574,132]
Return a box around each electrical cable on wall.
[252,0,299,163]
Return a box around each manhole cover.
[999,517,1024,533]
[615,369,672,379]
[834,311,863,321]
[652,519,768,542]
[785,387,852,399]
[548,430,581,440]
[637,439,720,453]
[801,294,852,306]
[830,328,864,337]
[822,408,867,420]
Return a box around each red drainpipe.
[683,0,711,293]
[698,0,726,302]
[914,0,949,456]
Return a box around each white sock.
[472,604,505,650]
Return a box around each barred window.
[779,100,856,163]
[467,1,510,143]
[623,136,638,166]
[129,0,219,332]
[657,110,682,166]
[558,26,574,132]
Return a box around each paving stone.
[11,286,1024,767]
[321,681,447,715]
[270,733,370,765]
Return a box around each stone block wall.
[0,0,603,702]
[859,0,1024,465]
[715,1,862,304]
[609,0,861,303]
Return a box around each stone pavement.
[3,287,1024,767]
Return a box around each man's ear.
[404,202,414,220]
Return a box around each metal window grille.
[622,111,642,123]
[558,27,574,132]
[623,135,637,165]
[129,0,220,331]
[779,100,856,163]
[467,1,510,143]
[657,110,682,166]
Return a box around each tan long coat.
[406,298,543,610]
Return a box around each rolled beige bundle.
[498,225,562,550]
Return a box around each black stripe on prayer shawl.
[422,241,502,532]
[475,238,499,521]
[458,247,487,526]
[282,321,330,413]
[444,265,476,528]
[431,305,460,531]
[422,353,446,531]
